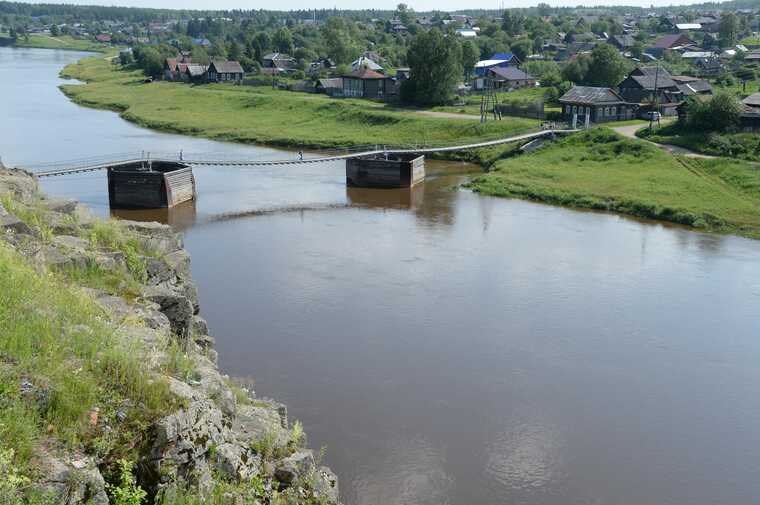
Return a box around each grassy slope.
[637,123,760,162]
[469,128,760,239]
[0,192,188,502]
[60,55,537,150]
[13,34,107,52]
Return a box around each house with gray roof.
[207,60,244,84]
[559,86,638,123]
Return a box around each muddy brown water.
[3,47,760,505]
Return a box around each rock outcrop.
[0,167,341,504]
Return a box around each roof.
[351,56,383,71]
[676,23,701,30]
[611,34,635,47]
[317,78,343,89]
[652,34,694,49]
[263,52,294,61]
[490,53,516,61]
[677,80,712,95]
[559,86,626,105]
[345,68,386,80]
[742,92,760,108]
[185,64,208,77]
[489,66,536,81]
[165,58,178,70]
[456,29,478,37]
[682,51,715,58]
[623,73,677,90]
[210,60,244,73]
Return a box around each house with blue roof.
[473,53,521,77]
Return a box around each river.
[3,47,760,505]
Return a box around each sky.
[28,0,719,11]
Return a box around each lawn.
[469,128,760,239]
[13,34,108,52]
[60,55,538,150]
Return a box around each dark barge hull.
[346,154,425,188]
[107,161,195,209]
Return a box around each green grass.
[59,55,537,150]
[13,34,107,52]
[469,128,760,239]
[740,35,760,46]
[0,191,195,500]
[638,123,760,162]
[432,87,554,116]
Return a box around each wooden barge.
[107,161,195,209]
[346,154,425,188]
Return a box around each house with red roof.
[342,68,394,99]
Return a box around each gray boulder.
[274,450,315,487]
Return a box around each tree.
[191,46,210,65]
[719,12,740,48]
[138,47,163,77]
[228,40,242,61]
[395,3,413,26]
[510,38,532,61]
[272,26,293,54]
[405,29,462,106]
[50,24,59,37]
[502,10,525,37]
[685,92,741,131]
[461,40,479,80]
[585,43,627,86]
[322,17,358,65]
[631,41,644,59]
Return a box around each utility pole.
[649,65,660,131]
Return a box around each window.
[611,106,617,117]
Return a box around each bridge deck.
[29,130,577,178]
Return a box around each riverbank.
[0,166,340,504]
[4,34,107,52]
[469,128,760,239]
[59,55,537,150]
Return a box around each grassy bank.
[0,193,190,503]
[469,128,760,239]
[637,123,760,162]
[59,55,537,150]
[11,34,107,52]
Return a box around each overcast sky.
[29,0,717,12]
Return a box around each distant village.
[3,2,760,129]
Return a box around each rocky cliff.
[0,165,340,505]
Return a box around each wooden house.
[184,64,208,84]
[559,86,638,123]
[485,66,536,90]
[262,52,296,73]
[474,53,521,77]
[740,93,760,131]
[342,68,392,99]
[206,60,244,84]
[617,67,682,106]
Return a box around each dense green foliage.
[684,92,742,131]
[404,29,462,105]
[470,128,760,238]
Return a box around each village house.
[261,52,297,74]
[342,68,393,99]
[740,92,760,131]
[308,57,335,74]
[476,66,536,91]
[95,33,112,43]
[608,34,636,51]
[351,56,383,72]
[671,75,713,96]
[647,33,697,57]
[474,53,521,77]
[617,67,683,112]
[559,86,638,123]
[206,60,245,84]
[184,64,208,84]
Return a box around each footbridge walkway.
[25,129,577,178]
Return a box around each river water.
[3,47,760,505]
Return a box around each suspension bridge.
[25,129,577,178]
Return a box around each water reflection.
[111,200,198,231]
[346,184,425,210]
